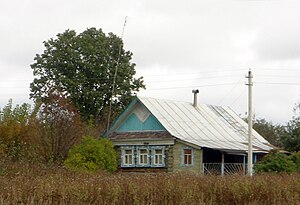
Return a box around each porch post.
[221,153,224,176]
[253,153,257,164]
[243,155,246,175]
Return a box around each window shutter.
[191,148,194,166]
[121,146,125,167]
[162,146,166,166]
[180,146,184,166]
[136,147,141,167]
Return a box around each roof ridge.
[137,95,220,107]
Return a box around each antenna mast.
[106,17,128,135]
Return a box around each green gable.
[117,113,166,132]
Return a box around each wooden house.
[106,93,274,174]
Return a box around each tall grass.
[0,162,299,205]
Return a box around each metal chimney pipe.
[192,89,199,107]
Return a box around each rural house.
[106,92,275,174]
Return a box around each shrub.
[64,136,117,172]
[254,151,297,173]
[289,151,300,171]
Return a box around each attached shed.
[107,95,275,174]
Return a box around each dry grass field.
[0,161,299,205]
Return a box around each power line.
[146,74,242,83]
[3,80,300,90]
[255,82,300,86]
[0,74,243,85]
[139,68,245,77]
[146,82,242,91]
[229,87,246,107]
[218,76,244,104]
[2,68,300,82]
[256,74,300,78]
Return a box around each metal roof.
[138,96,274,153]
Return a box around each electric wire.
[229,87,247,107]
[217,76,244,104]
[2,69,300,83]
[145,82,242,91]
[255,82,300,86]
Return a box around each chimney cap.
[192,89,199,94]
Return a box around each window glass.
[155,149,162,154]
[124,148,134,165]
[183,148,192,165]
[122,146,166,167]
[139,148,149,165]
[184,149,192,155]
[153,148,164,166]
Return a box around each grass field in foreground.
[0,162,299,205]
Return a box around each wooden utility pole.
[246,69,253,176]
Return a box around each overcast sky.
[1,0,300,124]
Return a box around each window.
[125,149,133,165]
[151,146,165,167]
[121,146,135,167]
[121,145,166,168]
[154,149,163,164]
[182,147,193,166]
[139,148,148,165]
[137,147,150,166]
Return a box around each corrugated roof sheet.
[138,96,274,153]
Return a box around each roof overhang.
[111,138,175,146]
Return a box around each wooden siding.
[172,141,203,173]
[114,145,174,173]
[114,142,202,173]
[166,144,174,172]
[117,113,166,132]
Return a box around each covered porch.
[202,148,262,175]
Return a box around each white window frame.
[137,146,150,167]
[151,146,165,167]
[121,146,135,167]
[181,147,194,166]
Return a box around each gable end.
[117,113,166,132]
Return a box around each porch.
[202,163,246,175]
[202,148,260,175]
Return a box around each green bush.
[64,136,117,172]
[289,151,300,171]
[254,151,297,173]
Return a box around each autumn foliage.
[0,96,101,163]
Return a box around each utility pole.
[246,69,253,176]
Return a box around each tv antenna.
[106,17,128,135]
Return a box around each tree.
[64,136,117,172]
[281,102,300,152]
[30,28,145,123]
[36,92,85,162]
[0,99,31,161]
[289,151,300,172]
[254,151,297,173]
[281,118,300,152]
[252,118,286,147]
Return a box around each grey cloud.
[1,0,300,124]
[254,30,300,61]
